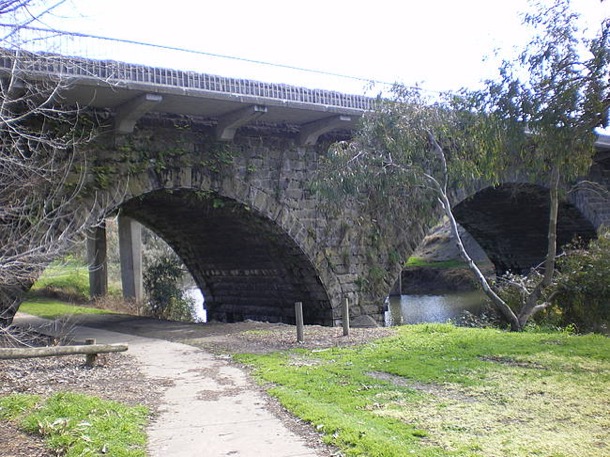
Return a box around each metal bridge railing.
[0,24,375,111]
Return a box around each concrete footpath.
[13,314,323,457]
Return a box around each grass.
[405,257,467,269]
[236,324,610,457]
[6,293,143,456]
[19,298,115,319]
[30,260,91,302]
[0,392,148,457]
[30,259,122,303]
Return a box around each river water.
[185,286,487,327]
[184,286,207,322]
[385,290,487,326]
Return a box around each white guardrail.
[0,24,375,111]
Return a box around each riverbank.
[4,303,609,457]
[399,265,478,294]
[1,308,396,457]
[398,219,494,294]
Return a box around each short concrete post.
[343,297,350,337]
[118,215,143,302]
[85,338,97,367]
[295,301,304,343]
[87,223,108,298]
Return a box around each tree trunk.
[543,166,560,286]
[517,167,560,328]
[439,192,522,331]
[0,284,29,327]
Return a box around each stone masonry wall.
[570,160,610,230]
[90,116,420,325]
[88,113,610,325]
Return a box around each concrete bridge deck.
[0,43,370,144]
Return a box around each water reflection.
[385,291,487,326]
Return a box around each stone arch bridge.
[4,51,609,326]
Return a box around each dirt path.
[134,337,326,456]
[8,313,395,456]
[12,314,334,457]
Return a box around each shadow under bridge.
[120,189,332,325]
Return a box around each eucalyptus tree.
[473,0,610,329]
[318,0,610,331]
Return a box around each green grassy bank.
[29,259,122,303]
[19,297,115,319]
[0,392,148,457]
[237,324,609,457]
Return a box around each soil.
[0,320,395,456]
[180,320,395,355]
[400,266,478,294]
[388,218,496,295]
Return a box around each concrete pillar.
[118,215,143,302]
[87,222,108,298]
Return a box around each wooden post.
[295,301,304,343]
[85,338,97,367]
[343,297,350,336]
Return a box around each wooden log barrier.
[0,342,128,367]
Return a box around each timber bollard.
[85,338,97,367]
[343,298,350,337]
[295,301,304,343]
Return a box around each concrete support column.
[87,222,108,298]
[118,215,143,302]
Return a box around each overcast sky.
[39,0,610,95]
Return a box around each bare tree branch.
[0,5,114,326]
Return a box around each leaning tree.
[318,0,610,330]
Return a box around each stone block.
[351,315,379,328]
[179,167,192,188]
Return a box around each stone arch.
[452,183,597,274]
[87,113,385,324]
[119,190,333,324]
[106,162,334,325]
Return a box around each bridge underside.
[453,184,597,275]
[120,190,332,325]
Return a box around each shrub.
[492,270,563,329]
[552,231,610,333]
[143,256,194,322]
[453,305,503,329]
